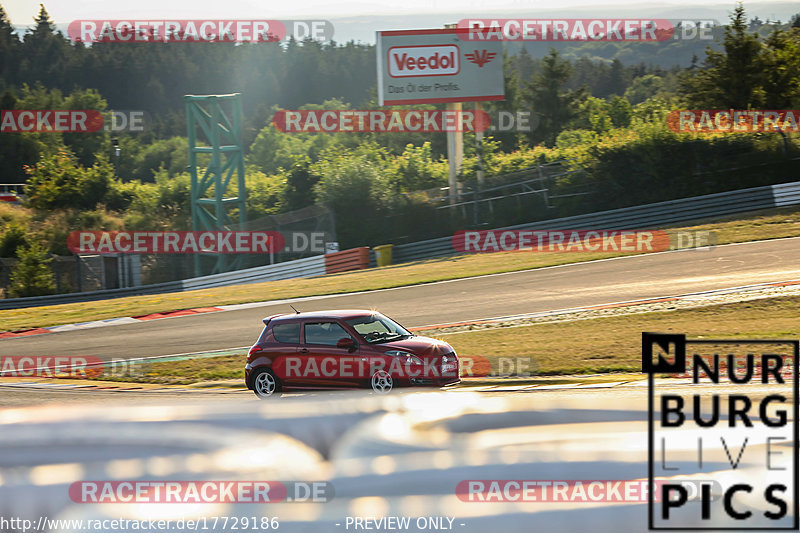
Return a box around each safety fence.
[392,181,798,263]
[0,247,371,309]
[2,180,799,310]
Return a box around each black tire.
[252,368,282,399]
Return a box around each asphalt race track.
[2,237,799,360]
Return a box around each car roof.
[264,309,382,324]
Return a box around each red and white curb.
[0,306,226,339]
[0,293,355,339]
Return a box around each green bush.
[389,143,448,192]
[0,223,28,257]
[7,242,56,298]
[24,150,114,211]
[312,143,396,247]
[122,170,191,230]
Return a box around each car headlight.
[385,351,423,365]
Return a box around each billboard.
[376,28,504,106]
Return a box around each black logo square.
[642,332,686,374]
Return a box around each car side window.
[304,322,352,346]
[272,322,301,344]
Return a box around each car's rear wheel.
[253,368,281,398]
[370,369,393,394]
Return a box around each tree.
[312,143,394,247]
[282,160,319,211]
[62,88,110,166]
[524,49,587,146]
[680,4,765,108]
[624,74,665,105]
[574,95,632,134]
[608,96,633,128]
[391,143,447,192]
[512,47,537,86]
[488,51,527,151]
[7,241,56,297]
[578,97,613,134]
[0,90,43,181]
[19,5,73,87]
[761,27,800,108]
[12,83,64,158]
[247,118,309,175]
[128,136,188,181]
[603,58,628,97]
[28,4,55,35]
[245,170,285,218]
[0,4,19,81]
[121,170,191,230]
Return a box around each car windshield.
[346,314,412,343]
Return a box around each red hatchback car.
[245,310,460,398]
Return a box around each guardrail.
[181,255,327,289]
[392,181,796,263]
[0,247,371,310]
[0,254,327,310]
[2,180,799,310]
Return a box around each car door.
[266,320,308,387]
[300,320,362,388]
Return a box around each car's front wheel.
[252,368,281,398]
[370,369,393,394]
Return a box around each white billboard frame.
[376,28,505,106]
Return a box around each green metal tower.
[184,93,247,276]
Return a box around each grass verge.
[4,206,800,331]
[440,294,800,374]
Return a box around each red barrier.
[324,247,370,274]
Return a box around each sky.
[4,0,797,44]
[4,0,796,22]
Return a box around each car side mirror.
[337,338,356,351]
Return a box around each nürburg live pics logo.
[643,332,798,529]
